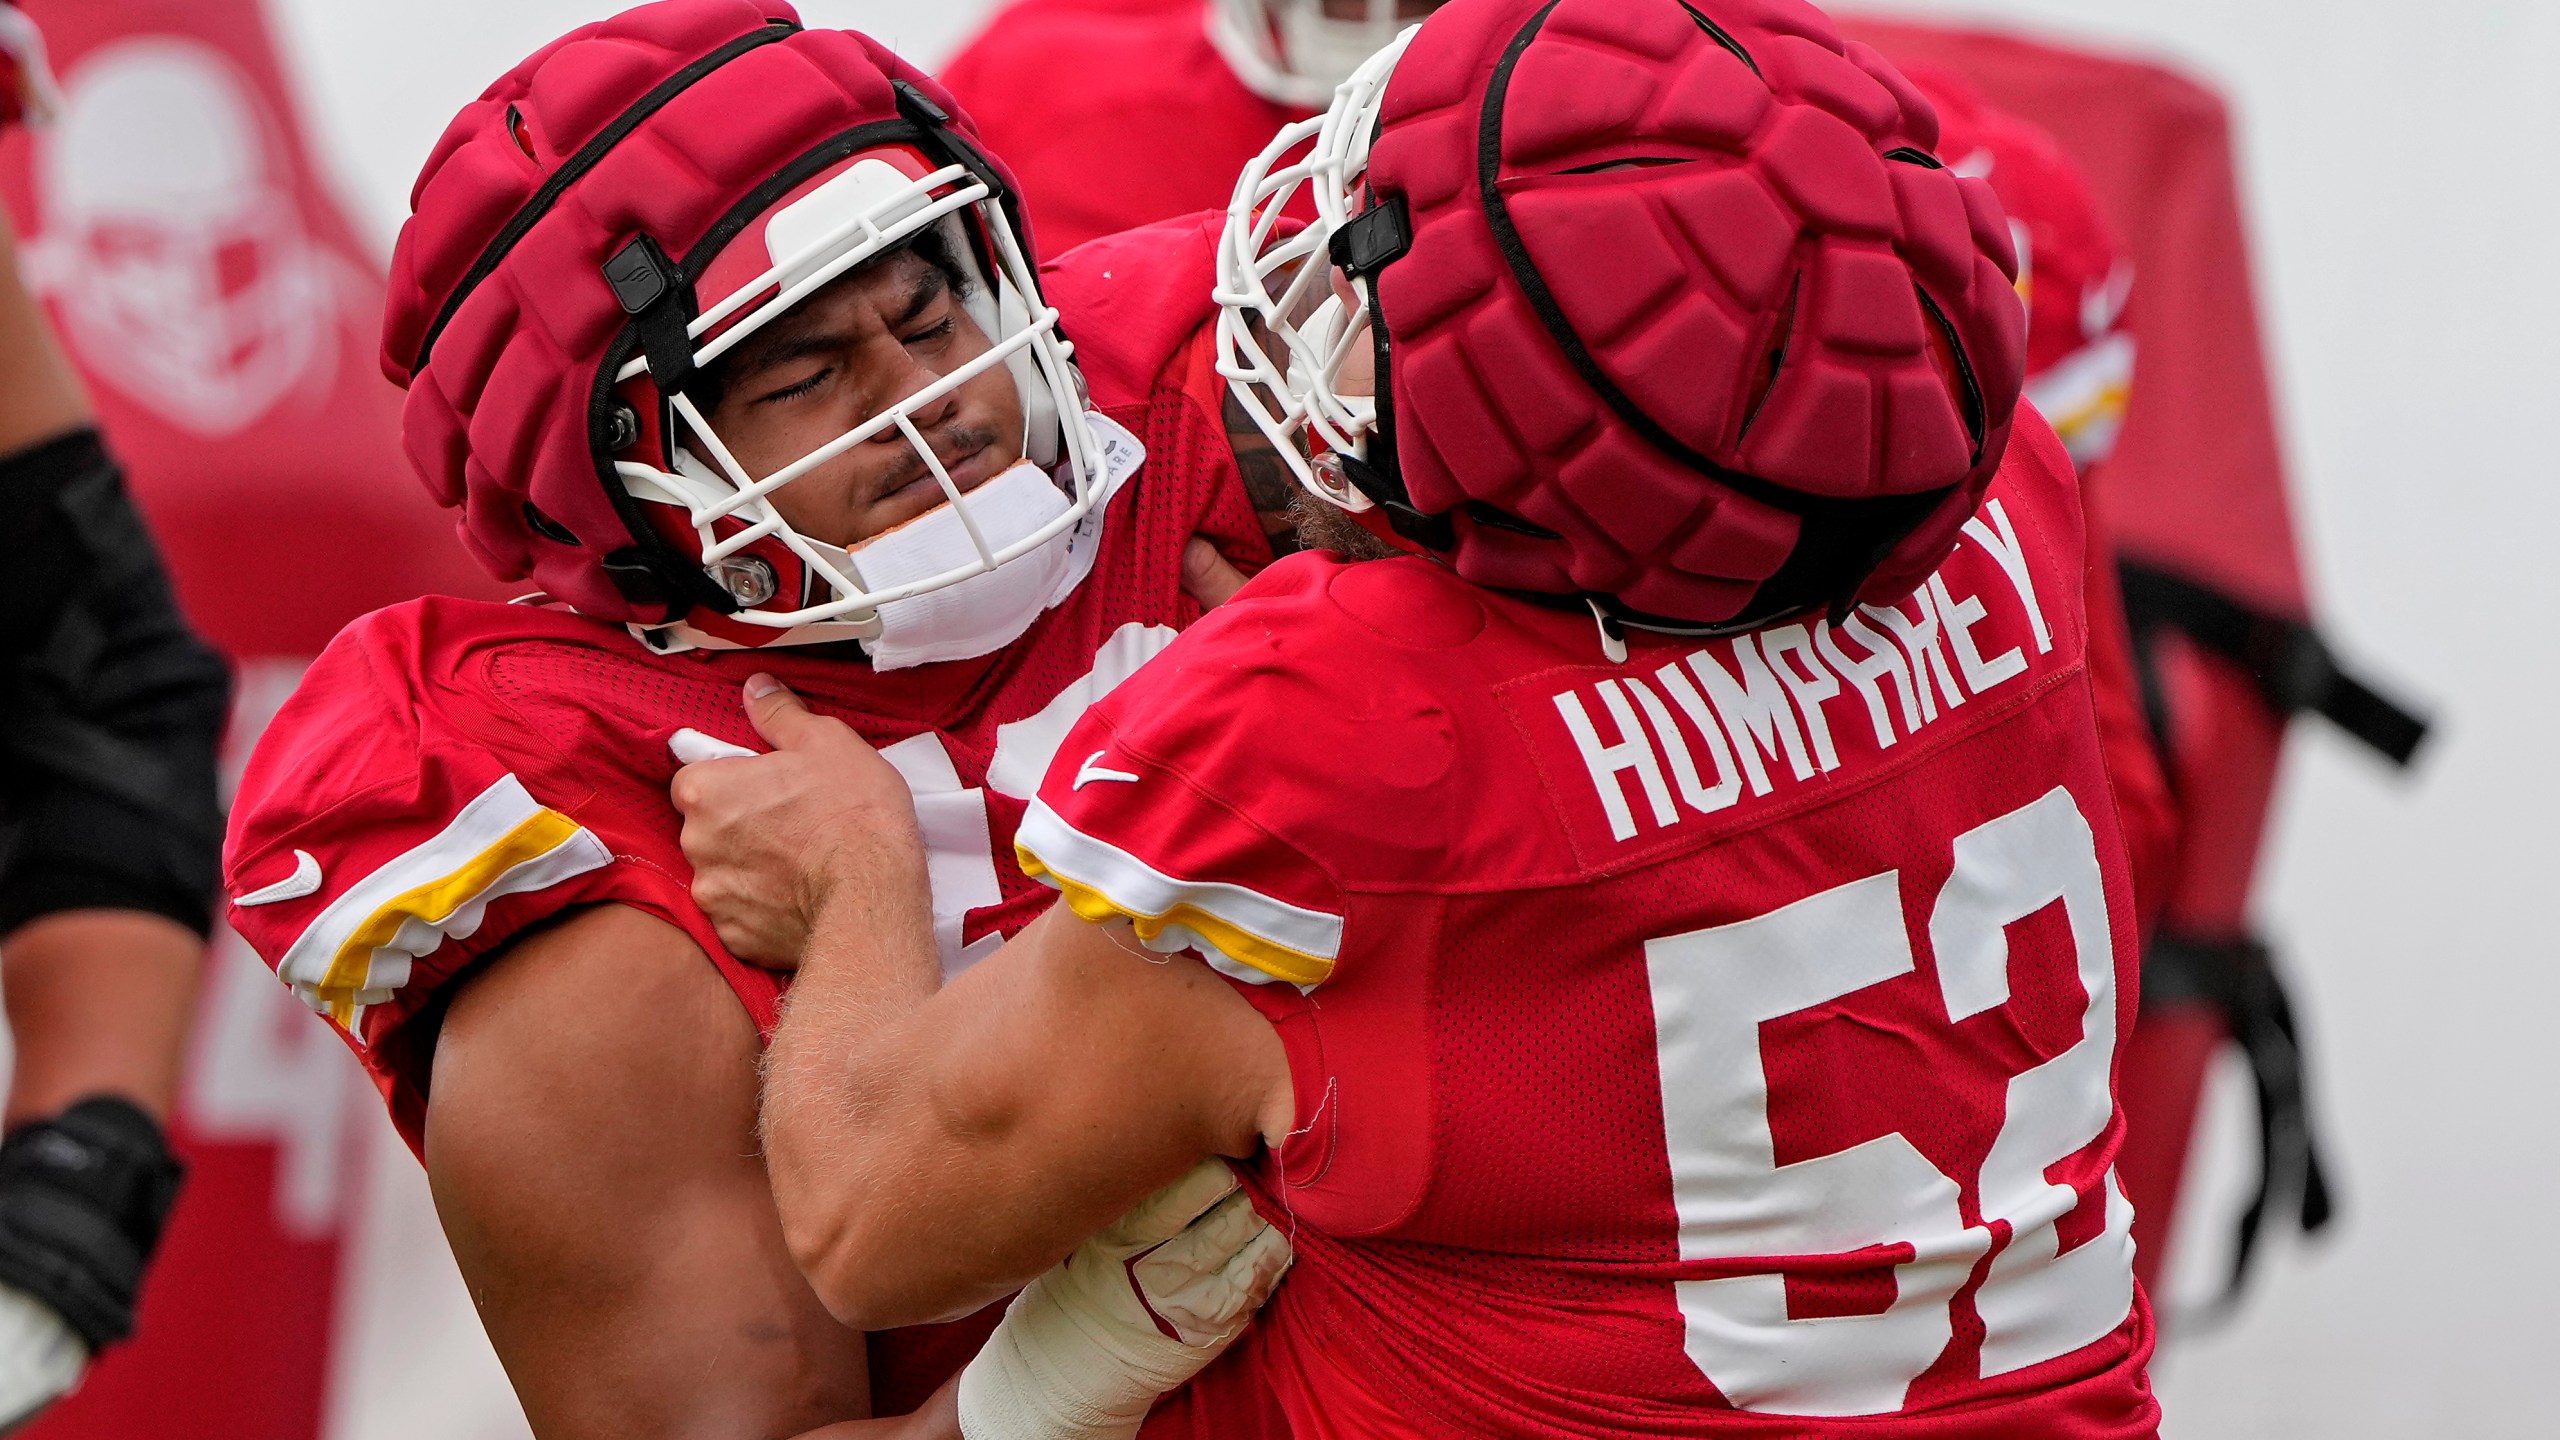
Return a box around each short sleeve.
[224,608,668,1047]
[1012,568,1351,989]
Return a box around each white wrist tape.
[0,1283,85,1433]
[957,1162,1291,1440]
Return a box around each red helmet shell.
[1904,64,2127,381]
[1366,0,2027,626]
[381,0,1023,624]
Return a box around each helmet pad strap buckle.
[604,236,698,394]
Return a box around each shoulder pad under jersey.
[1015,551,1541,991]
[1041,212,1229,411]
[221,601,686,1044]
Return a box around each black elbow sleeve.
[0,431,231,939]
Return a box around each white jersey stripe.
[273,773,612,1032]
[1015,797,1343,987]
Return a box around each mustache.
[872,420,1005,499]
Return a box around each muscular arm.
[743,758,1293,1331]
[427,902,958,1440]
[0,198,91,450]
[0,182,216,1126]
[0,912,197,1124]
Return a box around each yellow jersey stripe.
[1019,844,1338,988]
[310,806,590,1007]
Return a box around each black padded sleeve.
[0,430,230,939]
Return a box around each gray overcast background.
[262,3,2560,1437]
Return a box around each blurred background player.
[682,0,2161,1433]
[942,0,1445,256]
[223,3,1296,1436]
[0,6,224,1429]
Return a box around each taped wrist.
[960,1262,1213,1440]
[957,1290,1146,1440]
[0,1098,184,1352]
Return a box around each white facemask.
[795,411,1144,671]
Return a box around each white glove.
[0,1283,85,1434]
[957,1160,1291,1440]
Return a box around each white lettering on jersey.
[1645,788,2134,1414]
[1759,624,1842,773]
[1961,499,2053,655]
[877,732,1006,978]
[1555,681,1678,843]
[1933,570,2026,695]
[1623,673,1743,819]
[1688,635,1817,791]
[985,622,1180,800]
[1815,613,1913,750]
[1555,525,2058,845]
[1864,582,1968,724]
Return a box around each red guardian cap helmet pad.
[382,1,1097,650]
[1906,64,2135,470]
[1219,0,2028,630]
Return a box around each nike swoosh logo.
[234,850,323,907]
[1072,749,1142,790]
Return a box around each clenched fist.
[669,675,926,969]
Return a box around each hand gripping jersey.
[221,220,1287,1431]
[1019,412,2160,1437]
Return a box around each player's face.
[700,248,1026,548]
[1331,263,1377,400]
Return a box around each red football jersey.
[1019,416,2159,1436]
[940,0,1304,257]
[220,226,1288,1427]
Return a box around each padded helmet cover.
[1367,0,2027,626]
[381,0,1026,624]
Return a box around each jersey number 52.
[1646,786,2136,1416]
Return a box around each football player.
[222,3,1296,1436]
[946,4,2178,932]
[941,0,1444,255]
[0,9,222,1428]
[678,0,2163,1434]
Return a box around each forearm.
[0,910,201,1124]
[761,833,966,1328]
[0,200,91,454]
[768,908,1285,1331]
[793,1379,959,1440]
[770,988,1082,1330]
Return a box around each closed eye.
[754,367,832,405]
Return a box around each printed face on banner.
[24,37,348,435]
